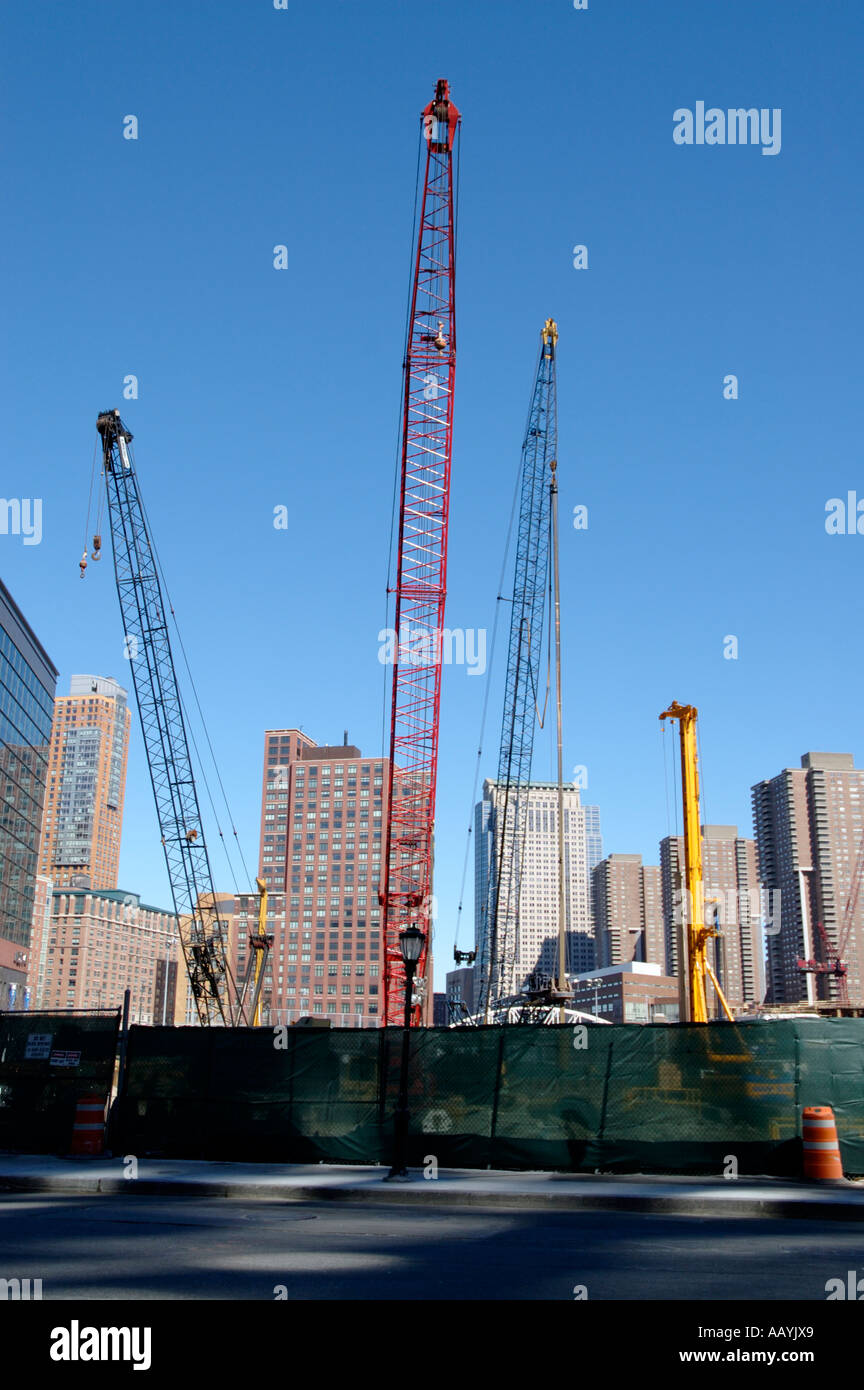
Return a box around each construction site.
[5,1,864,1339]
[2,74,863,1196]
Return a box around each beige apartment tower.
[592,854,664,969]
[37,675,130,891]
[753,753,864,1006]
[660,824,763,1014]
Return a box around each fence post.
[487,1029,507,1169]
[287,1025,297,1160]
[596,1027,616,1161]
[377,1027,390,1165]
[116,989,131,1099]
[107,990,131,1155]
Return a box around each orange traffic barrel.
[69,1093,107,1156]
[802,1105,844,1180]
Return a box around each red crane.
[381,80,460,1026]
[798,838,864,1005]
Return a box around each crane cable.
[135,482,254,898]
[453,426,523,953]
[80,441,104,571]
[380,115,424,764]
[533,510,554,736]
[661,719,673,840]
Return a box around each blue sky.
[3,1,863,980]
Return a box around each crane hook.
[91,534,102,561]
[79,551,88,579]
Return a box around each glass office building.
[0,579,57,1007]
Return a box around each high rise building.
[660,824,762,1014]
[37,675,130,891]
[753,753,864,1006]
[642,864,665,967]
[475,778,594,1000]
[592,854,665,968]
[29,886,178,1022]
[445,964,476,1019]
[0,580,57,1009]
[255,730,389,1026]
[583,803,604,876]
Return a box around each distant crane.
[381,80,460,1027]
[477,320,558,1019]
[797,829,864,1006]
[89,410,268,1025]
[797,918,850,1003]
[659,702,734,1023]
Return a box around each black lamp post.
[386,925,425,1180]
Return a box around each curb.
[2,1169,864,1221]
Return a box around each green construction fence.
[112,1017,864,1176]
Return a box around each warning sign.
[24,1033,53,1060]
[49,1050,81,1068]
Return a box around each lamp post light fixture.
[386,926,425,1181]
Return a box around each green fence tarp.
[114,1018,864,1176]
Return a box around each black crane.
[94,410,238,1025]
[477,321,558,1017]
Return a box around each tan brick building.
[29,886,178,1022]
[592,854,664,968]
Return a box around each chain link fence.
[0,1010,120,1153]
[113,1018,864,1175]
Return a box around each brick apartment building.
[592,853,664,969]
[254,729,390,1026]
[753,752,864,1005]
[29,885,178,1022]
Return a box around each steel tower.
[381,80,460,1026]
[478,321,558,1016]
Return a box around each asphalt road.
[1,1193,862,1299]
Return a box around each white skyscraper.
[475,778,595,1004]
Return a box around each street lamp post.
[386,926,425,1181]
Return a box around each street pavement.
[1,1154,863,1219]
[1,1190,863,1300]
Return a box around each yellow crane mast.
[659,701,734,1024]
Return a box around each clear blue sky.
[3,1,863,982]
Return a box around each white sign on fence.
[24,1033,53,1060]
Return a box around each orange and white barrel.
[802,1105,844,1180]
[69,1093,107,1156]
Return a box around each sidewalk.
[1,1154,862,1220]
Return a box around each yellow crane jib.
[659,701,734,1024]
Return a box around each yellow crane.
[659,702,734,1024]
[238,878,272,1028]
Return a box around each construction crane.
[797,829,864,1005]
[797,917,849,1003]
[89,409,265,1026]
[659,701,734,1023]
[477,320,557,1019]
[381,80,460,1027]
[235,878,274,1027]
